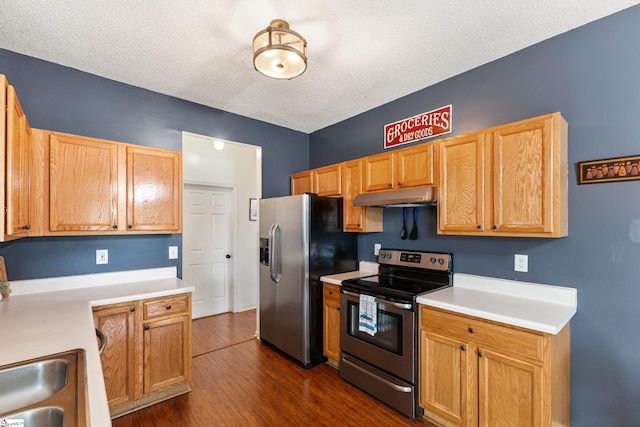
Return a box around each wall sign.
[384,104,452,149]
[578,154,640,184]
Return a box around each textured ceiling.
[1,1,639,133]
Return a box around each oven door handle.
[342,289,413,311]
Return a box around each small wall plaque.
[578,155,640,184]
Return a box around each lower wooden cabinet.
[93,293,192,418]
[323,283,341,365]
[419,306,570,427]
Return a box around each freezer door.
[259,198,277,345]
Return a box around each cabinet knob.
[478,351,484,358]
[166,305,172,310]
[398,182,402,186]
[468,327,475,334]
[144,325,150,331]
[130,307,136,312]
[127,224,133,229]
[112,225,118,229]
[477,224,483,230]
[461,345,467,351]
[388,183,393,187]
[492,224,498,230]
[329,290,333,295]
[357,224,361,228]
[337,307,340,311]
[22,225,31,230]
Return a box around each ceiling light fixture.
[253,19,307,80]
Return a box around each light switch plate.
[169,246,179,259]
[374,243,381,256]
[96,249,108,265]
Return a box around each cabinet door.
[49,133,119,232]
[395,143,435,188]
[491,116,554,235]
[143,315,192,394]
[363,152,395,192]
[343,160,364,231]
[438,133,487,233]
[127,146,182,232]
[314,163,342,196]
[5,86,32,237]
[323,284,341,361]
[420,330,473,426]
[478,348,543,427]
[291,170,313,195]
[93,302,141,407]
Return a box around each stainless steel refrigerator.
[259,194,357,367]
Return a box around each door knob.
[226,254,231,259]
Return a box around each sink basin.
[0,358,68,414]
[0,406,65,427]
[0,349,87,427]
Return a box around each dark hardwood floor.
[112,310,436,427]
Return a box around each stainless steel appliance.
[340,248,453,418]
[259,194,357,367]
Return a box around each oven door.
[340,289,415,382]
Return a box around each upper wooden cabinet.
[438,113,568,238]
[291,170,313,195]
[363,151,395,192]
[46,132,182,235]
[342,159,382,233]
[395,143,436,188]
[5,84,33,239]
[313,163,342,196]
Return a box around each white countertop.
[417,273,577,334]
[320,261,378,285]
[0,267,194,427]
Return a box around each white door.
[183,184,233,318]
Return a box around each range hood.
[352,187,437,208]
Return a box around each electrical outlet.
[514,254,528,272]
[96,249,108,265]
[374,243,381,256]
[169,246,179,260]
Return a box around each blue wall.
[0,49,309,279]
[310,6,640,426]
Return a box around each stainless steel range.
[340,248,453,419]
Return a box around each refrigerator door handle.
[269,223,281,283]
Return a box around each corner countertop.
[320,261,379,285]
[0,267,194,427]
[417,273,577,335]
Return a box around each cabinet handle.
[144,325,150,331]
[468,327,475,334]
[112,225,118,229]
[329,291,333,295]
[388,183,393,187]
[398,182,402,186]
[461,345,467,351]
[130,307,136,312]
[477,224,483,230]
[337,307,340,311]
[478,351,484,358]
[22,225,30,230]
[357,224,361,228]
[492,224,498,230]
[127,224,133,229]
[166,305,172,310]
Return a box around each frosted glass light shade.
[253,19,307,80]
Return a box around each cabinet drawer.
[144,294,189,319]
[420,306,544,361]
[323,284,341,303]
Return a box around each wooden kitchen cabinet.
[419,305,570,427]
[342,159,383,232]
[314,163,343,196]
[94,293,192,418]
[438,112,568,238]
[363,151,395,192]
[1,76,35,241]
[46,132,182,235]
[395,143,436,188]
[323,283,341,364]
[291,170,313,195]
[93,301,141,408]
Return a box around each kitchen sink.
[0,349,87,426]
[0,358,69,414]
[0,406,65,427]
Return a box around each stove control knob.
[439,258,445,265]
[430,257,436,264]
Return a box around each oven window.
[346,300,403,354]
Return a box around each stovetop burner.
[341,249,453,303]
